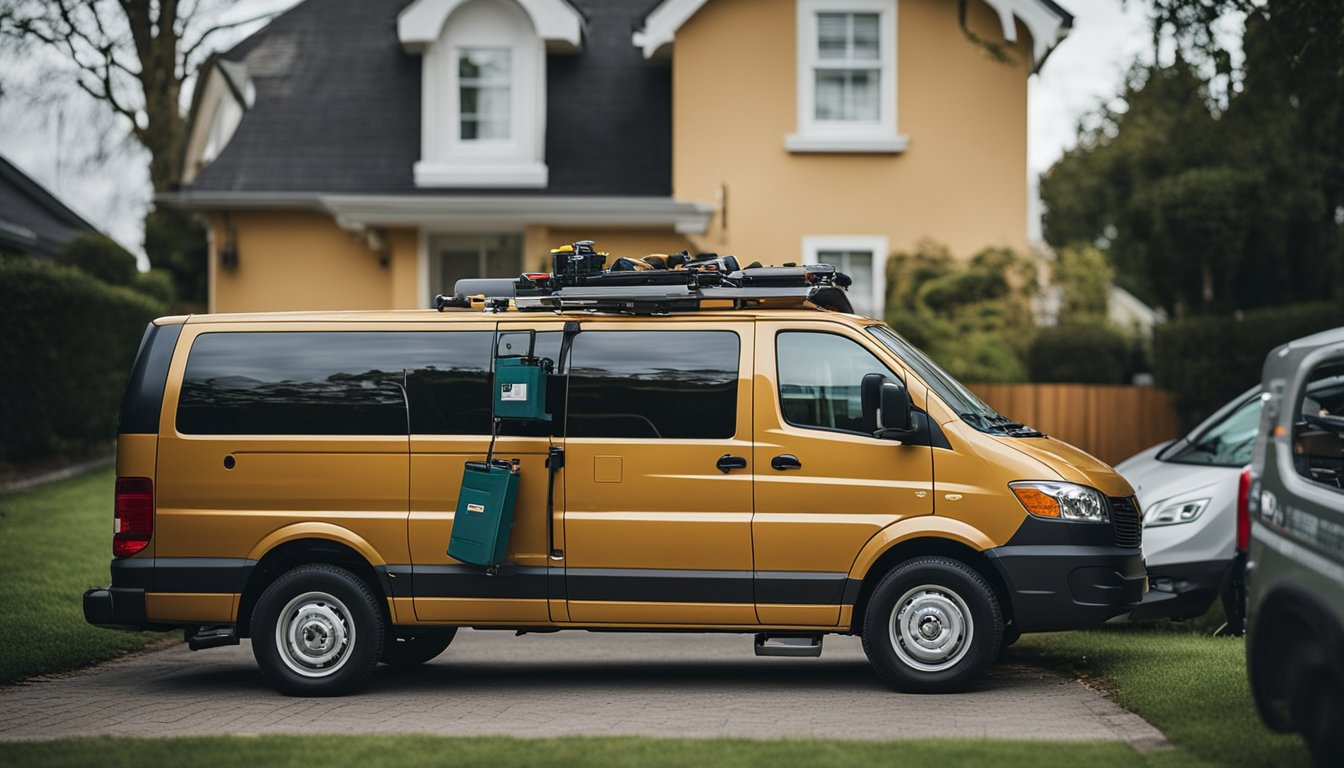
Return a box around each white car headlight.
[1010,481,1110,523]
[1143,498,1209,527]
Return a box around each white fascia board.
[413,161,549,189]
[633,0,709,58]
[979,0,1072,68]
[399,0,584,53]
[322,194,714,234]
[157,191,715,235]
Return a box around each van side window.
[1292,360,1344,492]
[403,331,493,435]
[567,331,739,439]
[177,332,409,435]
[777,331,895,435]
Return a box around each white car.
[1117,386,1261,623]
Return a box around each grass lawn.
[0,735,1207,768]
[0,467,167,683]
[1014,624,1311,768]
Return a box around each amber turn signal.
[1011,486,1060,518]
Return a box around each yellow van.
[84,255,1145,696]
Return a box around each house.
[0,155,102,260]
[163,0,1072,316]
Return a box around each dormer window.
[458,48,512,141]
[398,0,584,188]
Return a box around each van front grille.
[1110,496,1142,549]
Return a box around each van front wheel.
[251,564,384,696]
[861,556,1002,693]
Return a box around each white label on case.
[500,383,527,401]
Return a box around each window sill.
[414,161,549,188]
[784,134,910,154]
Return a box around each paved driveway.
[0,630,1165,748]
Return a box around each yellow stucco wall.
[209,212,415,313]
[673,0,1033,262]
[209,215,695,311]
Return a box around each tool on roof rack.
[433,240,856,315]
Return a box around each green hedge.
[1154,301,1344,428]
[56,232,139,287]
[1028,323,1131,384]
[0,259,166,463]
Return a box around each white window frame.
[802,235,888,318]
[414,0,548,188]
[786,0,906,154]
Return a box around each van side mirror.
[861,374,914,439]
[876,381,913,439]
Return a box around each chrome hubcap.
[276,591,354,678]
[890,584,973,672]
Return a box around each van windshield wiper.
[964,412,1044,437]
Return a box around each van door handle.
[716,454,748,474]
[771,454,802,471]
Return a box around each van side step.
[754,633,823,657]
[186,625,239,651]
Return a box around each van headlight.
[1143,498,1209,527]
[1010,481,1110,523]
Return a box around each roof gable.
[634,0,1073,68]
[0,155,99,258]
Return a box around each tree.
[885,241,1039,383]
[0,1,271,306]
[1040,0,1344,317]
[1052,243,1113,324]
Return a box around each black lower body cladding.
[986,515,1146,632]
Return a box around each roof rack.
[434,241,855,315]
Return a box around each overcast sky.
[0,0,1157,259]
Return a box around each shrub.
[0,259,166,464]
[1154,301,1344,428]
[1028,323,1130,384]
[57,233,139,287]
[135,268,177,306]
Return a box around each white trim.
[632,0,710,58]
[979,0,1071,67]
[399,0,583,52]
[415,0,549,189]
[783,134,908,153]
[413,160,549,187]
[788,0,902,155]
[802,235,888,318]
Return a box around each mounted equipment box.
[448,460,521,567]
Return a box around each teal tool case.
[448,460,520,567]
[493,356,551,422]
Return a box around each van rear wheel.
[381,628,457,668]
[251,564,384,696]
[861,556,1002,693]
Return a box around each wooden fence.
[966,383,1181,466]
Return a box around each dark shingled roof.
[188,0,672,197]
[0,155,99,259]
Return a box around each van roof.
[172,308,878,325]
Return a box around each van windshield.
[866,324,1042,437]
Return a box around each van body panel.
[145,592,234,623]
[244,522,389,566]
[931,420,1058,545]
[561,320,757,625]
[1002,437,1135,498]
[847,515,999,580]
[752,320,935,624]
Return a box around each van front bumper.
[986,545,1147,633]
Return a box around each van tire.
[380,628,457,668]
[861,556,1002,693]
[250,564,384,696]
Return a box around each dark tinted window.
[1293,362,1344,491]
[404,332,493,435]
[777,332,894,434]
[178,333,410,435]
[567,331,739,439]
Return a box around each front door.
[752,322,935,626]
[561,321,757,625]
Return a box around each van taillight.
[1236,466,1252,552]
[114,477,153,557]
